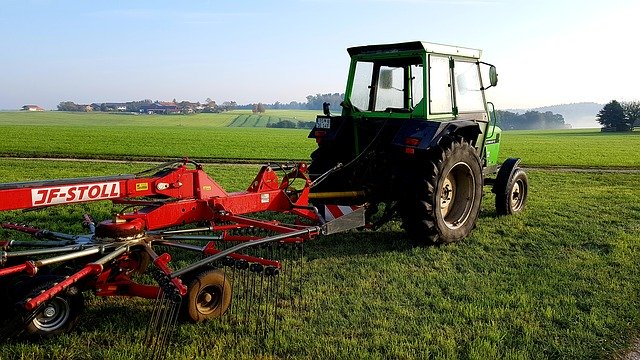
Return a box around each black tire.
[183,269,232,322]
[24,278,84,338]
[495,168,528,215]
[400,137,483,244]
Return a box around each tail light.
[404,137,420,146]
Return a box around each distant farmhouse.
[21,105,44,111]
[57,99,222,114]
[139,102,180,115]
[91,103,128,112]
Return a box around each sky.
[1,0,639,110]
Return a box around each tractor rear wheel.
[183,269,232,322]
[400,137,483,244]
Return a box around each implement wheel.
[24,277,84,338]
[400,136,483,244]
[184,269,231,322]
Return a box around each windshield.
[349,57,424,112]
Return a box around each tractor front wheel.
[495,168,528,215]
[400,137,483,244]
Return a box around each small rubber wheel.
[184,269,231,322]
[129,249,151,274]
[495,168,528,215]
[24,278,84,338]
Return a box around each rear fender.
[392,119,481,150]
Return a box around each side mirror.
[489,65,498,87]
[379,69,393,89]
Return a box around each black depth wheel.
[184,269,231,322]
[400,137,483,244]
[24,278,84,338]
[495,168,528,215]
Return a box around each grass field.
[0,112,639,359]
[0,160,639,359]
[0,111,316,161]
[1,111,639,167]
[500,129,640,168]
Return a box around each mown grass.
[0,159,639,359]
[1,112,640,167]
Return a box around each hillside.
[507,102,603,129]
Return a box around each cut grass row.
[1,112,639,168]
[0,159,639,359]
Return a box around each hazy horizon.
[2,0,638,111]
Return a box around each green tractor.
[308,41,528,244]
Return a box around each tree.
[597,100,628,131]
[621,101,640,130]
[221,101,237,111]
[57,101,79,111]
[495,110,565,130]
[305,93,344,112]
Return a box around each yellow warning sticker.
[136,183,149,191]
[203,185,212,191]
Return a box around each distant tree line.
[267,120,315,129]
[597,100,639,132]
[237,93,346,112]
[496,110,566,130]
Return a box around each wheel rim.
[440,162,475,230]
[32,297,71,332]
[195,285,222,315]
[510,178,525,212]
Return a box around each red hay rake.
[0,159,363,355]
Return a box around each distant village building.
[139,102,180,115]
[105,103,127,111]
[21,105,44,112]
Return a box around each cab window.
[349,57,424,113]
[454,60,484,112]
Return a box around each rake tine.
[271,267,280,342]
[256,249,266,337]
[143,271,183,360]
[155,296,181,358]
[287,244,294,308]
[298,242,305,312]
[144,288,164,346]
[265,271,274,338]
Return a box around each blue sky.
[1,0,638,110]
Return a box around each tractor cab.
[312,41,499,165]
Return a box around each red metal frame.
[0,160,323,313]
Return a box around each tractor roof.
[347,41,482,59]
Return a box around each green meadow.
[0,111,639,359]
[1,111,639,167]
